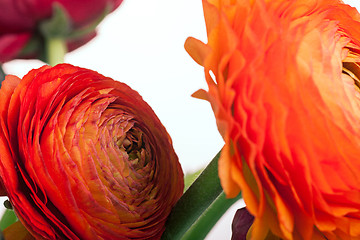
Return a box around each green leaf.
[182,192,241,239]
[184,169,203,192]
[161,150,242,239]
[0,209,18,231]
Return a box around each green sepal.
[17,36,44,61]
[40,1,111,40]
[39,3,72,38]
[0,65,5,87]
[67,4,112,40]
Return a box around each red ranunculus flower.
[186,0,360,239]
[0,64,184,239]
[0,0,122,63]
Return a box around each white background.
[2,0,360,239]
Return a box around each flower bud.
[231,207,254,240]
[0,0,122,63]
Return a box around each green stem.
[161,150,242,239]
[46,37,67,66]
[182,191,242,239]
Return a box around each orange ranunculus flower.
[186,0,360,239]
[0,64,184,239]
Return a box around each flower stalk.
[182,191,241,239]
[45,37,67,66]
[162,150,242,239]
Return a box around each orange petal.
[184,37,210,66]
[3,221,36,240]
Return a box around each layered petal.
[0,64,184,239]
[0,33,31,63]
[186,0,360,239]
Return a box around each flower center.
[342,62,360,92]
[117,127,150,170]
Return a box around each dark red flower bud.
[232,207,254,240]
[0,0,122,63]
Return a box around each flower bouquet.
[1,0,360,239]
